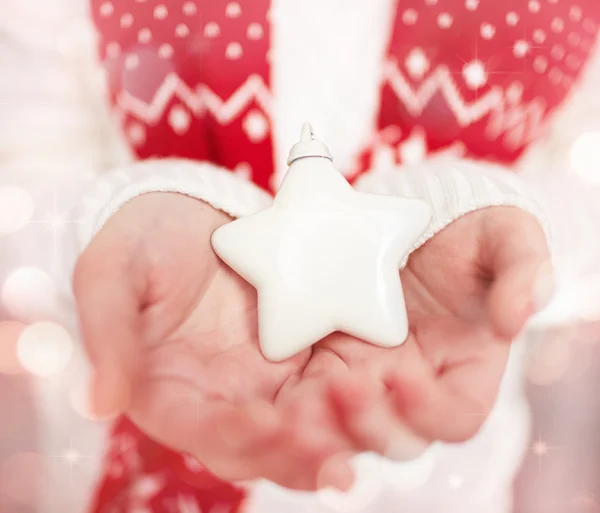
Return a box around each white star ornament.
[211,123,431,362]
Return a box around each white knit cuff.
[354,156,551,260]
[76,158,273,248]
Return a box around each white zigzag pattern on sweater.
[115,63,546,149]
[116,73,273,125]
[383,60,547,148]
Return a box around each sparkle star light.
[531,436,559,471]
[49,439,95,485]
[212,123,431,361]
[28,186,86,266]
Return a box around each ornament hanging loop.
[287,122,333,165]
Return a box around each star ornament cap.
[211,123,432,362]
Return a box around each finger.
[209,404,350,491]
[316,454,355,491]
[216,401,283,454]
[128,382,289,480]
[133,382,344,490]
[257,421,355,491]
[484,210,553,340]
[133,386,282,457]
[328,374,429,460]
[263,374,357,490]
[74,250,142,419]
[385,357,498,443]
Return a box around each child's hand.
[323,207,552,449]
[74,193,357,490]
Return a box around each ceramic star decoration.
[211,123,432,362]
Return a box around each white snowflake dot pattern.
[158,43,173,59]
[176,24,190,38]
[99,1,114,17]
[183,455,204,473]
[438,13,453,29]
[154,5,168,19]
[551,44,565,60]
[533,29,547,43]
[138,28,152,43]
[567,32,582,46]
[533,55,548,73]
[402,9,418,25]
[234,162,253,180]
[481,23,496,39]
[131,475,163,501]
[405,48,430,79]
[425,0,438,5]
[462,60,487,89]
[182,1,197,16]
[125,54,140,70]
[528,0,541,13]
[120,13,134,28]
[204,22,220,38]
[169,105,191,134]
[247,23,264,40]
[226,2,242,18]
[465,0,479,11]
[506,12,519,26]
[548,67,564,84]
[398,130,428,165]
[513,40,530,58]
[127,123,146,146]
[551,17,564,33]
[570,6,582,22]
[226,42,243,60]
[106,42,120,58]
[506,81,524,103]
[243,110,269,142]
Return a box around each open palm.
[75,193,357,490]
[303,206,552,453]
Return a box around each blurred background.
[1,0,600,511]
[2,321,599,512]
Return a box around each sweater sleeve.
[353,44,600,330]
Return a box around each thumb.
[74,249,142,419]
[486,211,553,340]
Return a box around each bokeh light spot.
[2,267,58,322]
[17,322,73,377]
[569,132,600,184]
[381,444,437,490]
[0,186,35,234]
[317,453,383,512]
[0,321,26,375]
